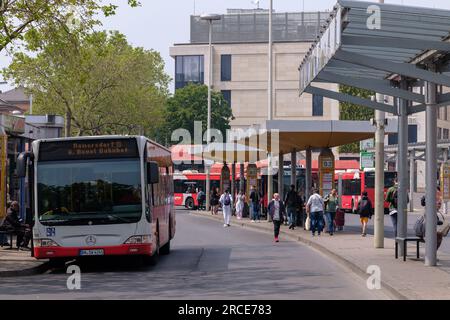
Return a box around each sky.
[1,0,450,93]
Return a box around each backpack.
[224,194,231,206]
[358,198,372,216]
[392,188,398,209]
[414,215,425,238]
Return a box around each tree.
[4,29,170,137]
[162,84,234,145]
[339,85,375,153]
[0,0,139,53]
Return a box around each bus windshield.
[37,159,142,226]
[342,179,361,195]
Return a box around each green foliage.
[0,0,140,53]
[339,85,375,154]
[4,29,170,137]
[161,84,234,145]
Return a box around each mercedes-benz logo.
[85,235,97,246]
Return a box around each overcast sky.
[1,0,450,92]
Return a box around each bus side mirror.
[147,161,159,184]
[17,152,32,178]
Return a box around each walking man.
[249,185,261,222]
[284,185,298,230]
[219,189,233,227]
[324,189,339,236]
[386,178,398,237]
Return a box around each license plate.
[79,249,104,256]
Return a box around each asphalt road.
[0,209,389,300]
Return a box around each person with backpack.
[306,188,325,236]
[197,188,205,211]
[324,189,339,236]
[249,185,261,222]
[268,193,286,242]
[357,191,373,237]
[284,184,298,230]
[386,179,399,237]
[219,189,233,227]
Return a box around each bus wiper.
[106,214,133,223]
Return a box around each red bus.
[17,136,175,266]
[174,172,221,209]
[337,170,397,214]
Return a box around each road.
[0,209,389,300]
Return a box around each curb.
[0,261,51,278]
[190,211,408,300]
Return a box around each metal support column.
[278,153,284,199]
[425,74,438,267]
[443,149,448,215]
[206,166,211,211]
[267,154,273,221]
[409,150,415,213]
[375,93,385,248]
[231,162,236,204]
[305,147,312,200]
[397,79,409,256]
[239,163,245,194]
[291,150,297,188]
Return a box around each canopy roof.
[299,0,450,115]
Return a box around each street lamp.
[200,13,221,212]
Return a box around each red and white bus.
[337,170,397,214]
[174,172,221,209]
[17,136,175,266]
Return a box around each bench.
[0,230,16,250]
[395,236,425,261]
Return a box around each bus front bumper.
[34,243,152,259]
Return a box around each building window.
[221,90,231,109]
[388,124,418,145]
[444,128,449,140]
[312,95,323,116]
[438,127,443,140]
[221,55,232,81]
[175,55,204,90]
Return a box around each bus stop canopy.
[299,0,450,112]
[236,120,397,156]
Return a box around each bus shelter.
[298,0,450,265]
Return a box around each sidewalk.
[190,210,450,300]
[0,245,49,277]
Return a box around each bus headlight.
[35,239,60,247]
[124,235,151,244]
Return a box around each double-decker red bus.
[337,170,397,214]
[17,136,175,266]
[174,172,221,209]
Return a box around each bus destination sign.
[39,139,139,161]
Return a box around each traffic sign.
[360,151,375,170]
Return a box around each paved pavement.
[0,243,48,277]
[193,208,450,300]
[0,209,389,300]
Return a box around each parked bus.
[174,172,221,209]
[17,136,175,266]
[336,170,397,214]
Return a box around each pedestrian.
[268,193,286,242]
[357,191,373,237]
[0,201,31,249]
[219,189,233,227]
[197,188,205,211]
[211,187,220,215]
[296,190,305,228]
[249,185,261,222]
[306,188,325,236]
[385,178,398,237]
[324,189,339,236]
[235,190,245,220]
[284,184,298,230]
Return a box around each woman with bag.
[268,193,286,242]
[357,191,373,237]
[235,190,245,220]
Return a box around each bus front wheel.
[185,197,195,210]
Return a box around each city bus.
[174,172,221,209]
[17,136,175,266]
[337,170,397,214]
